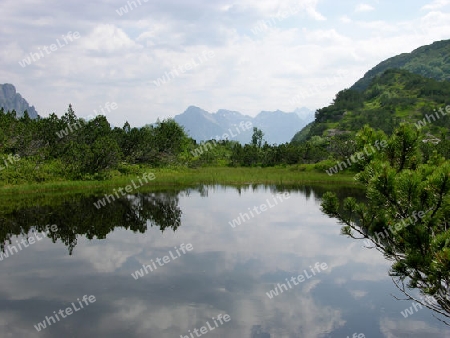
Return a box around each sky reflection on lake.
[0,185,448,337]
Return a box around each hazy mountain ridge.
[0,83,38,119]
[174,106,314,144]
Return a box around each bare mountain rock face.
[0,83,38,119]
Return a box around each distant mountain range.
[174,106,314,144]
[0,83,38,119]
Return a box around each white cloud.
[82,24,139,52]
[418,10,450,40]
[340,15,352,23]
[356,20,399,32]
[355,3,375,12]
[303,28,351,43]
[0,0,449,127]
[421,0,450,10]
[306,5,327,21]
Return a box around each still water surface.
[0,185,449,337]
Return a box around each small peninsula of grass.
[0,166,357,196]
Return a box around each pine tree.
[321,123,450,314]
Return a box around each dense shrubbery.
[0,105,193,183]
[0,105,336,183]
[0,103,356,183]
[293,69,450,143]
[1,98,449,184]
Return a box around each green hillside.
[292,69,450,143]
[351,39,450,92]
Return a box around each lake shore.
[0,166,357,196]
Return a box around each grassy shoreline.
[0,166,357,196]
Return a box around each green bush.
[314,160,339,171]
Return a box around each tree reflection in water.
[0,190,183,255]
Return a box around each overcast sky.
[1,0,449,127]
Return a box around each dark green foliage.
[314,89,364,124]
[190,140,236,167]
[351,39,450,92]
[1,94,448,183]
[1,103,338,180]
[0,105,192,182]
[251,127,264,148]
[300,69,450,140]
[229,138,329,167]
[321,124,450,312]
